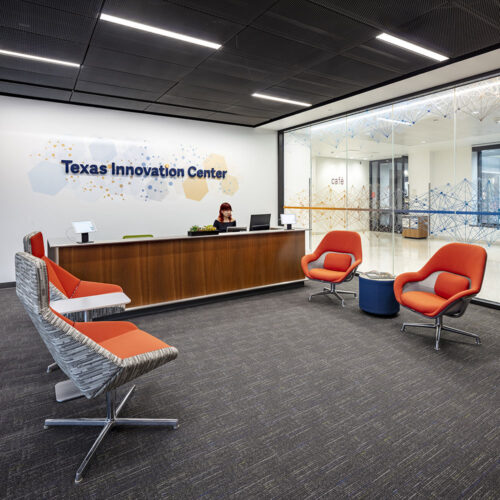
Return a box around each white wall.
[0,96,277,282]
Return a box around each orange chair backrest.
[421,243,487,293]
[27,231,79,297]
[314,231,362,261]
[30,232,45,258]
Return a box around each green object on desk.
[122,234,154,239]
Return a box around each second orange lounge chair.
[394,242,487,350]
[23,231,125,322]
[301,230,362,306]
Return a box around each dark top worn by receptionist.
[213,220,236,232]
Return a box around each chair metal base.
[55,379,85,402]
[401,316,481,351]
[44,385,178,483]
[308,282,357,307]
[47,362,59,373]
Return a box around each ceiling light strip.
[376,33,448,62]
[0,49,80,67]
[252,93,311,107]
[100,13,221,50]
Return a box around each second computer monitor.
[249,213,271,231]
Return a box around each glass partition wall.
[283,74,500,303]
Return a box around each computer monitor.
[249,214,271,231]
[280,213,296,229]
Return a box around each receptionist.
[213,202,236,232]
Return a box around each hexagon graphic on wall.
[89,140,117,162]
[204,153,227,171]
[28,161,66,195]
[183,177,208,201]
[221,174,239,196]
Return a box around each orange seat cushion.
[309,268,347,283]
[72,280,123,298]
[400,291,447,314]
[324,252,351,272]
[76,321,169,359]
[434,272,469,299]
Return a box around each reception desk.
[48,229,306,309]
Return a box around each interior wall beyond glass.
[283,75,500,302]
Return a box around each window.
[475,144,500,228]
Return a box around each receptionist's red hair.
[218,202,233,222]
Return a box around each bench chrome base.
[401,316,481,351]
[44,385,178,483]
[309,282,356,307]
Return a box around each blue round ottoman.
[358,273,400,316]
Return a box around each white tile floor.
[310,231,500,303]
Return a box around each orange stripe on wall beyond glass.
[284,206,371,211]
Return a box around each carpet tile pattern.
[0,280,499,499]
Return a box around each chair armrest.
[393,272,423,301]
[301,253,316,276]
[345,259,362,277]
[432,288,478,317]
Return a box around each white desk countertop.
[48,228,306,248]
[50,292,131,314]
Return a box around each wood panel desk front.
[48,230,306,309]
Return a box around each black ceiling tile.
[24,0,103,17]
[253,0,378,53]
[0,0,97,44]
[0,27,87,62]
[308,0,447,31]
[0,81,71,100]
[198,50,293,84]
[292,71,365,95]
[84,46,193,81]
[222,105,277,118]
[156,93,233,112]
[345,41,431,73]
[78,66,175,93]
[207,112,264,125]
[396,4,500,58]
[70,91,150,110]
[165,82,243,104]
[455,0,500,28]
[101,0,243,44]
[166,0,276,24]
[224,27,331,68]
[91,22,211,67]
[309,54,401,87]
[145,103,215,118]
[0,66,76,88]
[75,80,164,101]
[267,74,352,98]
[179,67,262,93]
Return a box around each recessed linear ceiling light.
[376,33,448,62]
[252,93,311,107]
[0,49,80,67]
[377,117,412,126]
[100,13,221,49]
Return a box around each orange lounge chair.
[301,230,362,306]
[23,231,125,322]
[394,242,487,350]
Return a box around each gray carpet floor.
[1,280,499,499]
